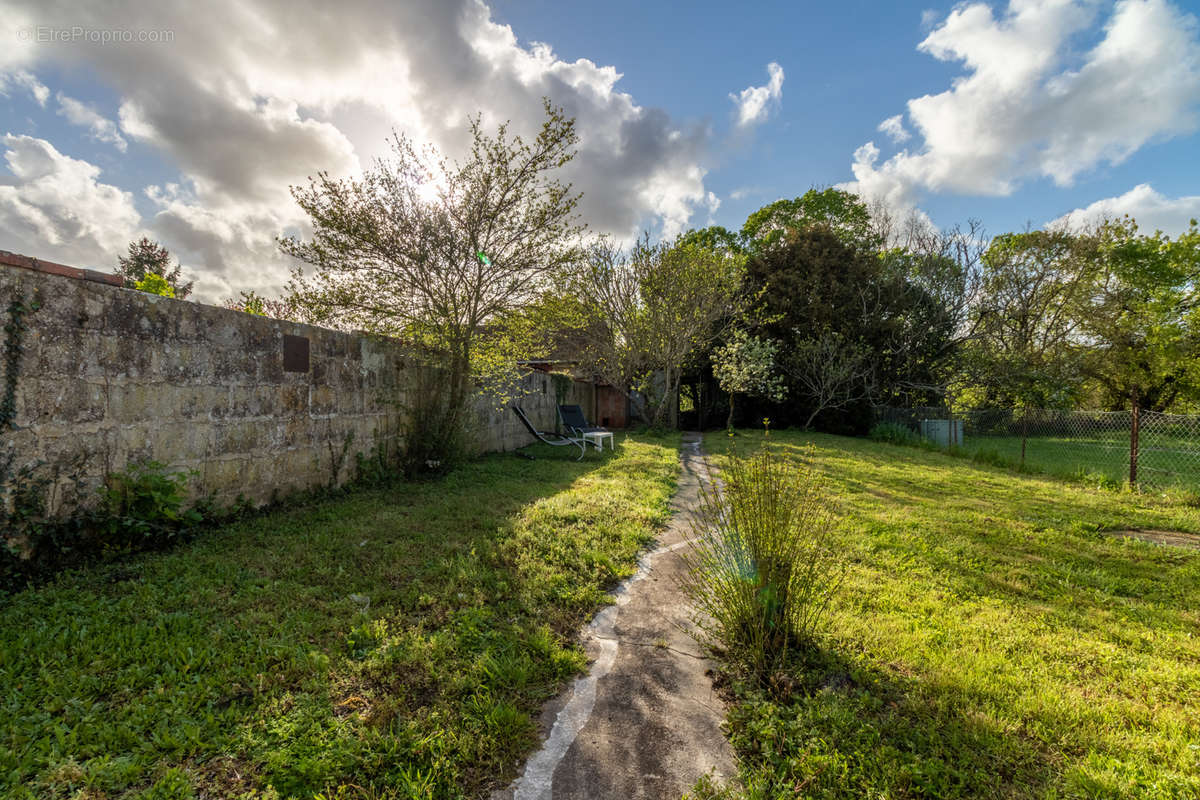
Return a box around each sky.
[0,0,1198,302]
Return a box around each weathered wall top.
[0,249,125,288]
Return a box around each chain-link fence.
[874,405,1200,490]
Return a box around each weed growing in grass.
[681,443,845,678]
[684,771,739,799]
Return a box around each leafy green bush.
[2,461,203,593]
[137,768,195,800]
[868,421,921,446]
[132,271,176,298]
[99,461,202,551]
[681,444,845,678]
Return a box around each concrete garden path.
[498,433,735,800]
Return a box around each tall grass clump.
[868,421,922,446]
[681,444,844,677]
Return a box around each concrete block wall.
[0,253,568,513]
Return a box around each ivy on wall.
[1,289,40,433]
[551,372,573,405]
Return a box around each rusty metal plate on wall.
[283,334,310,373]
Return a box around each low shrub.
[965,446,1014,470]
[354,441,398,487]
[681,443,845,678]
[1,460,204,594]
[868,421,922,446]
[98,460,202,552]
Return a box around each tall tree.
[569,234,746,428]
[741,188,880,253]
[744,225,951,429]
[874,217,988,405]
[1077,217,1200,411]
[678,225,743,255]
[282,101,584,467]
[967,228,1096,411]
[747,226,881,339]
[116,238,194,298]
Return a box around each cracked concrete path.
[497,432,735,800]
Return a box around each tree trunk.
[652,367,672,429]
[726,392,736,432]
[669,371,679,430]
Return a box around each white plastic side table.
[582,431,614,451]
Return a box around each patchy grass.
[700,430,1200,800]
[0,433,680,800]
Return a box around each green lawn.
[702,430,1200,800]
[957,433,1200,491]
[0,434,680,800]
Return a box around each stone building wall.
[0,252,574,513]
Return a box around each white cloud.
[1050,183,1200,234]
[0,69,49,106]
[702,190,720,226]
[844,0,1200,220]
[56,93,127,152]
[0,6,38,72]
[731,62,784,128]
[878,114,910,143]
[0,134,142,267]
[0,0,723,300]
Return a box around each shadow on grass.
[825,437,1200,638]
[722,643,1059,799]
[703,430,1200,798]
[0,433,681,800]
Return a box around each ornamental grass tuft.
[681,443,845,678]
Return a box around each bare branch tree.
[783,331,874,429]
[873,214,990,405]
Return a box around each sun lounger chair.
[513,404,586,459]
[559,404,615,451]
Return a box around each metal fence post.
[1020,407,1029,468]
[1129,389,1140,488]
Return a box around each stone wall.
[0,252,577,513]
[473,372,594,453]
